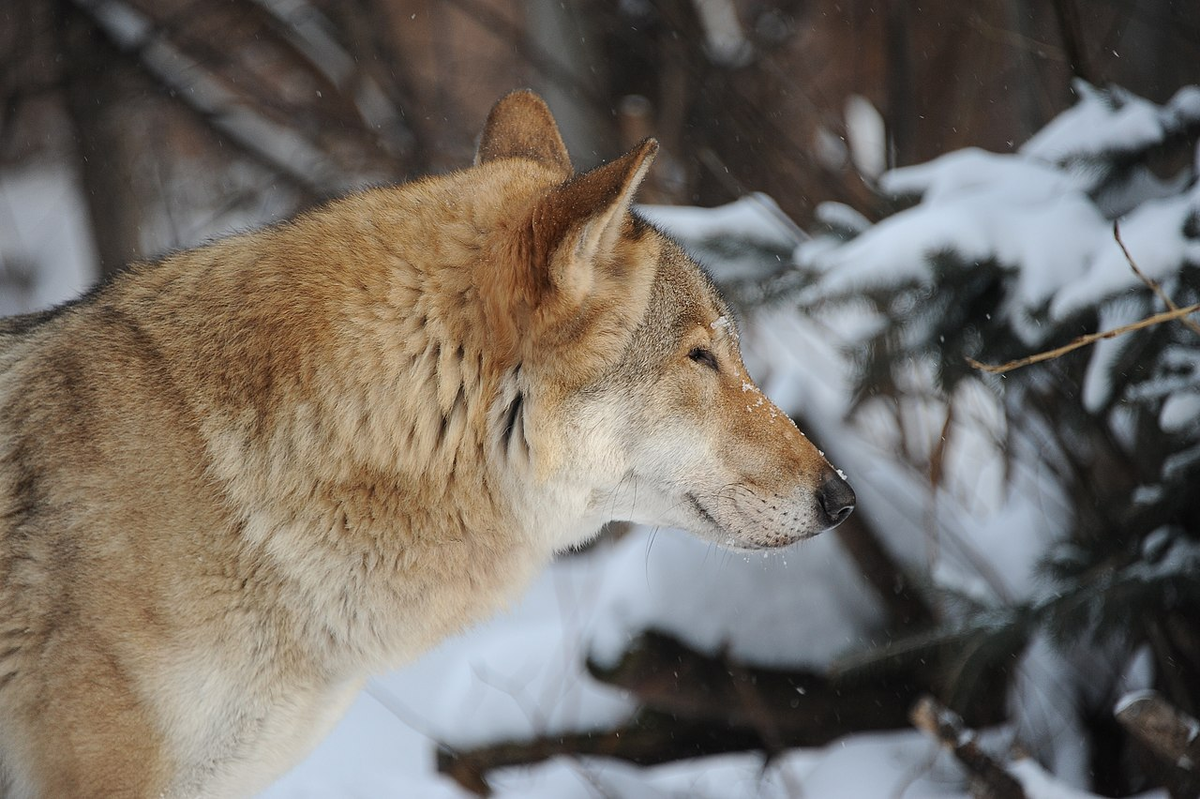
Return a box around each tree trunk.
[59,2,149,279]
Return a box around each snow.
[771,732,963,798]
[1009,758,1142,799]
[638,193,802,280]
[371,551,635,751]
[588,527,885,671]
[640,195,799,249]
[807,146,1110,338]
[1022,81,1200,166]
[1050,183,1200,319]
[1113,689,1159,717]
[844,95,887,180]
[691,0,753,67]
[815,201,871,236]
[0,166,96,315]
[260,693,464,798]
[813,124,850,171]
[1159,391,1200,432]
[1008,636,1093,788]
[806,100,1200,353]
[1081,297,1146,412]
[1118,645,1157,700]
[1023,82,1168,165]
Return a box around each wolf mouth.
[684,491,718,527]
[684,491,748,546]
[684,491,801,550]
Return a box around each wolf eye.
[688,346,719,372]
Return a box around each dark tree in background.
[4,0,1199,288]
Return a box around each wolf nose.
[817,470,856,529]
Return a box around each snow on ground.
[588,526,885,671]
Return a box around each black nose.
[817,470,856,529]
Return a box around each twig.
[967,302,1200,375]
[910,695,1026,799]
[1113,221,1200,336]
[968,222,1200,375]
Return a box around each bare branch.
[967,302,1200,375]
[1113,221,1200,336]
[968,221,1200,375]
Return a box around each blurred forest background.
[3,0,1198,285]
[4,1,1200,798]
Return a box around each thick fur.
[0,91,853,797]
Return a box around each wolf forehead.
[632,221,733,324]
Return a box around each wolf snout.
[816,470,855,529]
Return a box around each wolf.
[0,90,854,797]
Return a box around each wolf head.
[473,91,854,550]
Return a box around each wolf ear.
[529,138,658,316]
[476,90,572,177]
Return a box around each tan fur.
[0,91,853,797]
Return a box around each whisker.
[643,526,660,588]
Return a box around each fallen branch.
[910,695,1025,799]
[588,630,920,743]
[437,629,931,794]
[1114,690,1200,799]
[436,711,761,796]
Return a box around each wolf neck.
[116,173,607,672]
[197,353,566,675]
[164,251,590,674]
